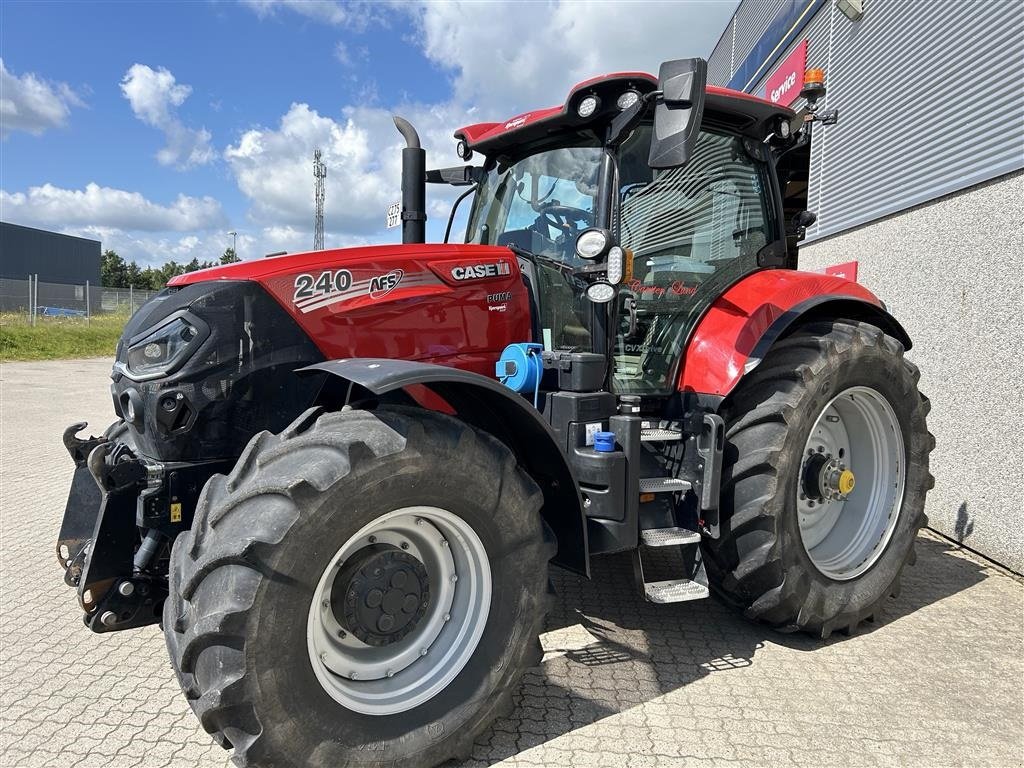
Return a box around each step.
[641,427,683,442]
[640,526,701,547]
[643,578,710,604]
[638,477,692,494]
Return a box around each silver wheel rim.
[306,506,491,715]
[797,386,906,580]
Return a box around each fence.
[0,277,159,320]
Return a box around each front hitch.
[56,421,233,633]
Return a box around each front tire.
[703,321,934,638]
[164,406,552,767]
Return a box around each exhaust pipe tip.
[393,115,421,149]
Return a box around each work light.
[586,281,615,303]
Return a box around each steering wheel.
[538,201,593,235]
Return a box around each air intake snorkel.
[393,115,427,244]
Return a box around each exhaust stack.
[393,116,426,244]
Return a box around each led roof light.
[616,90,641,110]
[577,95,600,118]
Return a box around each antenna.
[313,149,327,251]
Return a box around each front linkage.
[57,422,230,633]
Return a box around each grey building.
[707,0,1023,572]
[1,222,101,284]
[0,222,102,313]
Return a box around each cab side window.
[618,127,770,292]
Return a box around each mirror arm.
[444,184,478,244]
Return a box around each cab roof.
[454,71,793,157]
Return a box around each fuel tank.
[169,244,531,378]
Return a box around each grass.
[0,312,127,361]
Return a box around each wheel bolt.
[338,630,346,638]
[386,669,394,678]
[320,653,327,663]
[350,671,358,680]
[368,535,377,543]
[443,613,450,622]
[322,600,329,609]
[809,501,816,507]
[440,539,449,548]
[401,541,409,550]
[451,574,458,583]
[799,493,806,500]
[420,648,428,657]
[415,518,424,526]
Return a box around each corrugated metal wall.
[707,17,736,84]
[0,222,102,284]
[713,0,1024,241]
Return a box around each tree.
[101,250,128,287]
[220,247,240,264]
[125,261,144,289]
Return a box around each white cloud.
[0,59,84,138]
[242,0,383,31]
[224,100,467,239]
[121,64,214,169]
[0,183,225,232]
[410,1,735,114]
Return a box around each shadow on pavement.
[459,533,989,765]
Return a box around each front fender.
[679,270,912,398]
[301,358,589,576]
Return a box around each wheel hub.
[332,544,430,646]
[802,454,855,502]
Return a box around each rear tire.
[164,405,553,767]
[703,321,934,638]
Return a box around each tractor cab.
[452,67,799,397]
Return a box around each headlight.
[575,228,609,259]
[124,317,200,380]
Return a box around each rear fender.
[301,359,589,576]
[679,270,912,398]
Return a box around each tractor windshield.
[466,143,605,349]
[465,144,603,262]
[612,124,775,394]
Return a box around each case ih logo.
[450,262,511,281]
[369,269,404,298]
[504,115,529,130]
[765,39,808,106]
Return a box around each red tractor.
[57,59,932,767]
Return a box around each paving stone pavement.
[2,358,1022,768]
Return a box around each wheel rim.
[306,506,491,715]
[796,386,906,580]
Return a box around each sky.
[0,0,737,267]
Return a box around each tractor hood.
[114,243,530,461]
[168,244,530,370]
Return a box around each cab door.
[613,125,778,395]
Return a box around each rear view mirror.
[649,58,707,169]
